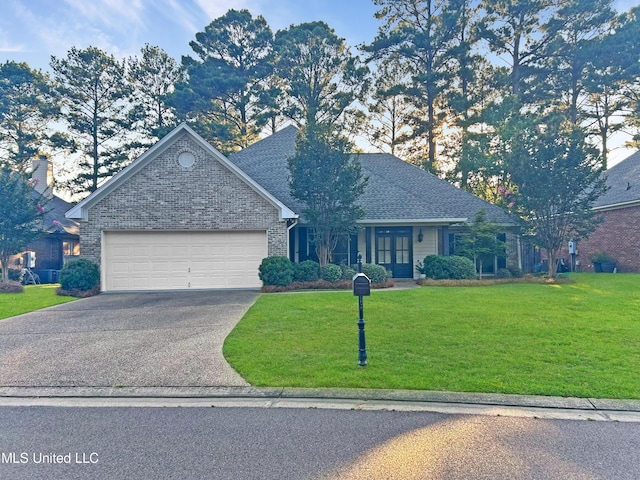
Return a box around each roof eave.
[357,218,468,225]
[592,199,640,212]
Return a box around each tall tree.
[288,124,367,266]
[444,0,501,191]
[172,9,276,154]
[0,61,59,172]
[0,167,46,282]
[478,0,555,100]
[618,7,640,148]
[274,21,369,131]
[507,116,608,277]
[367,0,465,172]
[366,54,414,157]
[128,44,183,142]
[541,0,616,125]
[582,6,640,167]
[51,46,132,196]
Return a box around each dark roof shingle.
[229,126,518,226]
[595,150,640,209]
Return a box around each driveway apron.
[0,291,258,387]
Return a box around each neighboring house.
[66,123,521,292]
[12,158,80,283]
[568,150,640,272]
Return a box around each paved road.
[1,406,639,480]
[0,291,258,387]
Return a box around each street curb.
[1,386,639,413]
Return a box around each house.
[568,150,640,272]
[66,123,521,292]
[11,158,80,283]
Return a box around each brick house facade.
[67,124,296,291]
[557,150,640,273]
[68,123,521,291]
[569,205,640,273]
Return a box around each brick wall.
[80,132,288,267]
[559,205,640,272]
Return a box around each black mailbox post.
[353,253,370,367]
[353,273,371,297]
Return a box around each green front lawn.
[224,274,640,399]
[0,285,76,320]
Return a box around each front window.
[63,240,80,257]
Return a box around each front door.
[375,227,413,278]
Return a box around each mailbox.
[353,273,371,296]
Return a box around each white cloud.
[192,0,257,21]
[62,0,146,29]
[0,39,24,53]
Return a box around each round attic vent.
[177,151,196,168]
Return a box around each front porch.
[288,224,458,279]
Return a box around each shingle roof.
[32,191,79,235]
[229,125,518,226]
[594,150,640,209]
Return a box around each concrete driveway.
[0,290,259,388]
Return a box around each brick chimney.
[31,155,54,199]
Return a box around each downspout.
[286,219,299,262]
[517,235,522,271]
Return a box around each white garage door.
[103,231,267,292]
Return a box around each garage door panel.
[104,231,267,292]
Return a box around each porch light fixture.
[418,229,424,243]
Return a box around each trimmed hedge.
[59,259,100,291]
[258,257,394,290]
[418,255,476,280]
[320,264,342,283]
[258,256,294,286]
[362,263,390,283]
[293,260,320,282]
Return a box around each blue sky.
[1,0,638,164]
[3,0,637,72]
[0,0,380,70]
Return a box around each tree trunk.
[0,257,9,283]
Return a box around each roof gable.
[66,123,296,221]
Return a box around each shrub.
[418,255,476,280]
[293,260,320,282]
[362,263,389,284]
[59,259,100,291]
[320,264,342,283]
[340,264,356,280]
[0,280,24,293]
[508,266,523,278]
[8,268,21,282]
[258,256,294,286]
[496,268,513,279]
[447,256,477,279]
[418,255,449,280]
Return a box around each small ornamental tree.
[508,117,608,276]
[456,210,507,279]
[288,124,367,266]
[0,167,46,282]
